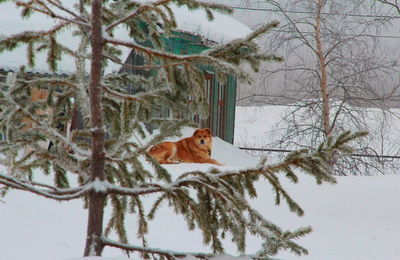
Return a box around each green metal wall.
[123,31,237,144]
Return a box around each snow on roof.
[167,4,252,44]
[0,1,251,74]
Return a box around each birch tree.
[236,0,400,175]
[0,0,365,258]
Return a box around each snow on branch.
[102,236,214,260]
[103,53,187,70]
[15,0,90,28]
[104,36,238,72]
[45,0,87,23]
[105,0,173,32]
[0,21,71,53]
[2,80,90,158]
[0,172,87,200]
[101,84,174,104]
[101,237,285,260]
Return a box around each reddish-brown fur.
[148,128,222,165]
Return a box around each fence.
[239,147,400,160]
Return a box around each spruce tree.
[0,0,367,259]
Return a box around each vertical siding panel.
[225,75,236,144]
[211,74,219,136]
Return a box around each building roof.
[162,4,252,44]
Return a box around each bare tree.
[235,0,400,175]
[376,0,400,13]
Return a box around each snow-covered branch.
[3,85,91,158]
[101,84,173,104]
[104,53,187,70]
[46,0,87,23]
[105,0,173,32]
[102,237,213,259]
[104,37,236,70]
[16,1,90,28]
[23,78,80,91]
[0,172,87,201]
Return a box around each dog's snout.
[200,139,205,144]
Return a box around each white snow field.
[1,109,400,260]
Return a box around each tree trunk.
[315,0,331,138]
[84,0,106,256]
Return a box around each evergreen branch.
[104,37,198,60]
[0,21,70,53]
[0,172,86,200]
[102,237,213,259]
[45,0,87,23]
[105,160,313,197]
[104,53,187,70]
[104,37,235,67]
[190,1,233,14]
[204,21,283,73]
[102,237,280,260]
[31,0,55,16]
[4,91,91,158]
[102,84,173,104]
[105,0,173,32]
[15,1,90,27]
[22,78,80,90]
[35,150,89,177]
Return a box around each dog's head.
[192,128,213,150]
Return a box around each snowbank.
[1,108,400,260]
[145,127,259,172]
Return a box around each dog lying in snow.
[148,128,222,165]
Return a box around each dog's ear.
[204,128,212,135]
[193,129,200,136]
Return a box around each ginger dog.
[149,128,222,165]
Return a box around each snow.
[67,255,253,260]
[68,258,129,260]
[0,1,251,74]
[91,178,110,193]
[1,106,400,260]
[235,105,400,168]
[167,4,252,43]
[143,127,259,171]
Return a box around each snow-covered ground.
[1,106,400,260]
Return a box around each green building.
[121,30,239,144]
